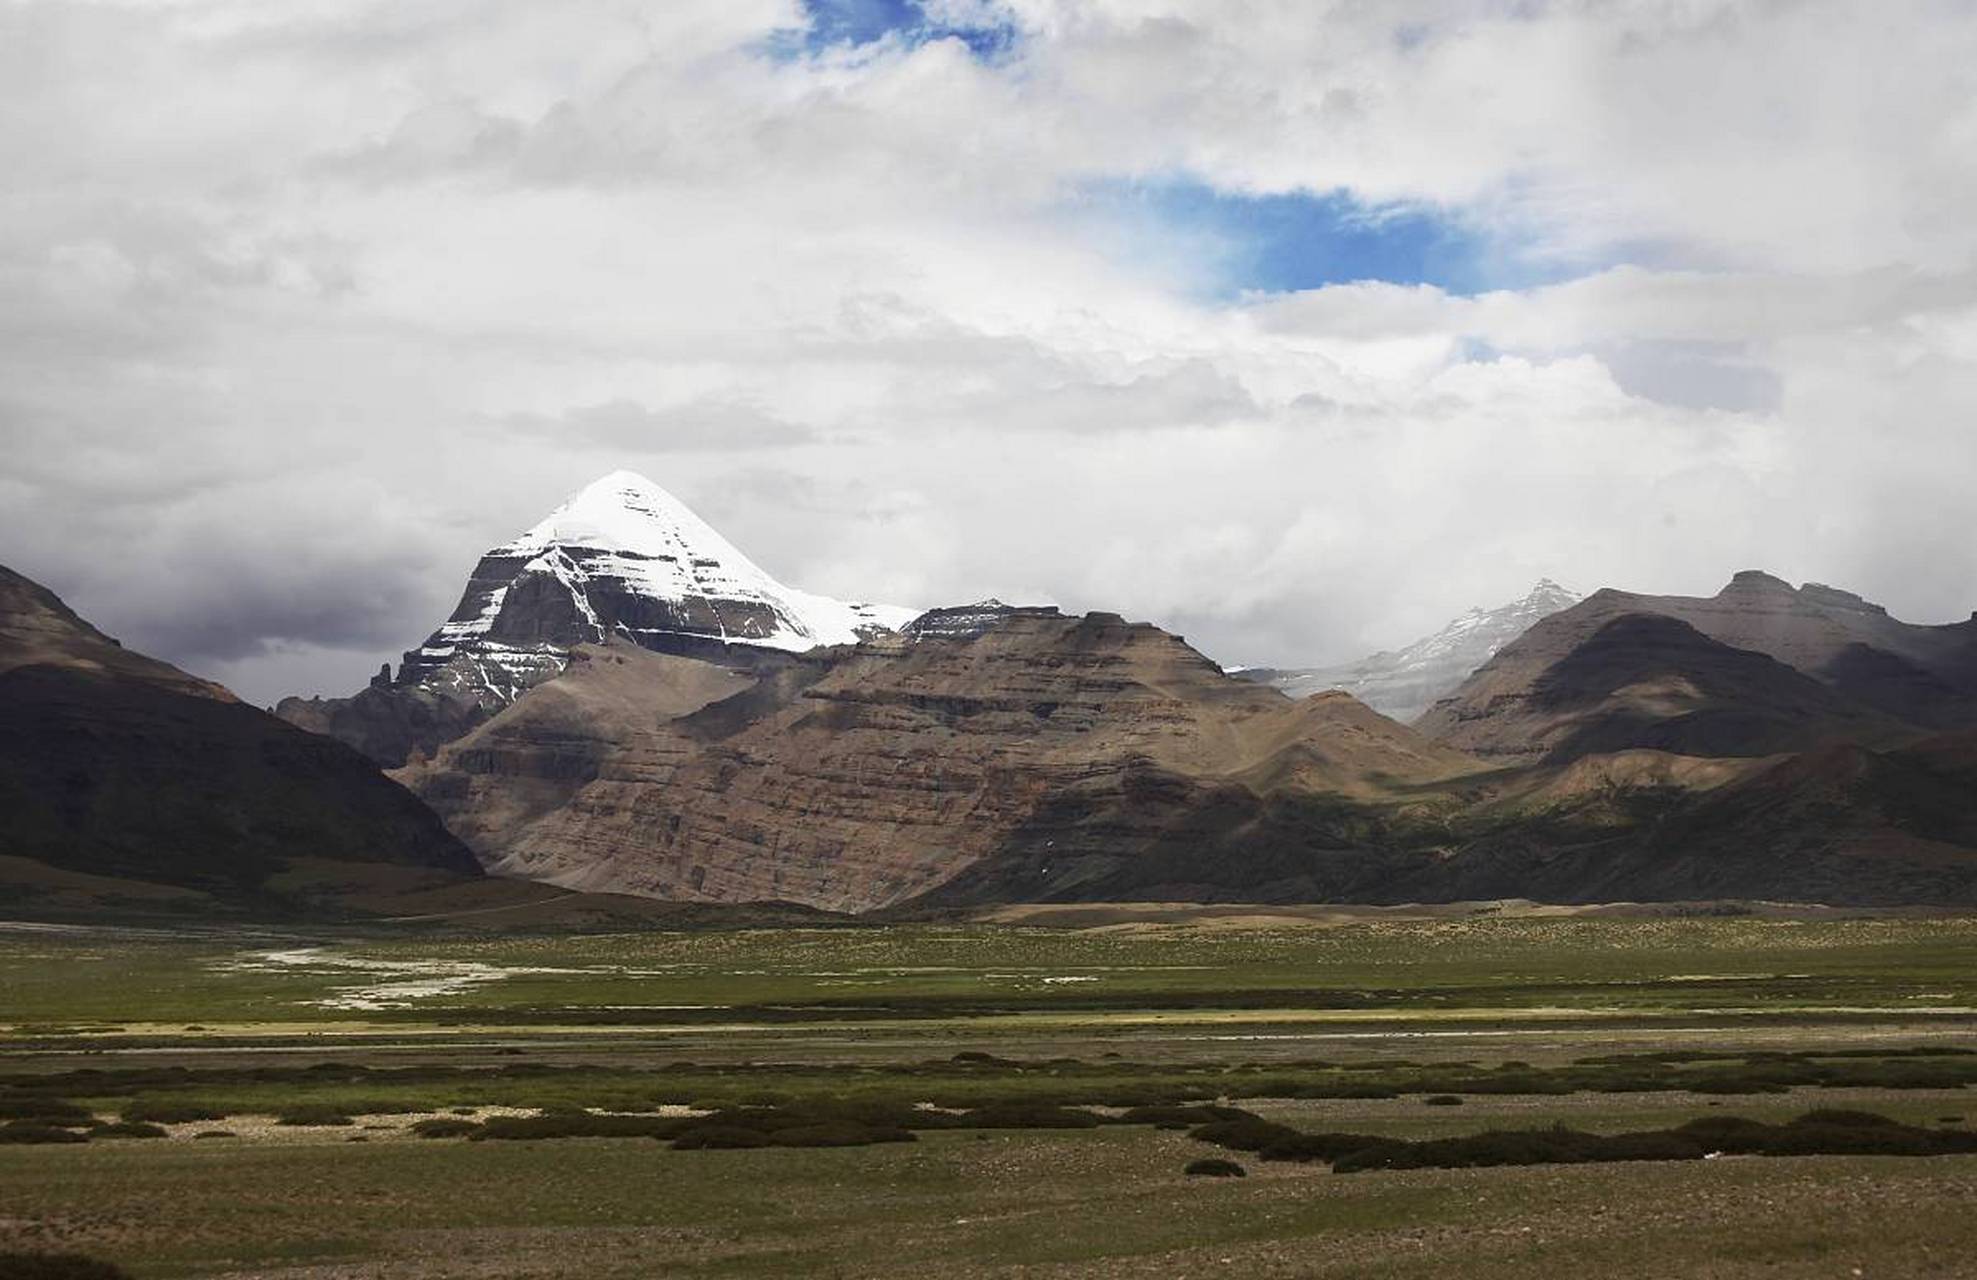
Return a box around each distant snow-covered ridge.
[1235,580,1583,723]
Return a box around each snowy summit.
[397,470,916,708]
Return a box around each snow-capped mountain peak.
[397,470,916,708]
[500,470,756,570]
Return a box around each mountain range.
[1417,572,1977,760]
[396,604,1483,912]
[8,468,1977,917]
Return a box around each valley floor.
[3,909,1976,1278]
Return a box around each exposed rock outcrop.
[399,608,1482,912]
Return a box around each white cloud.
[1,0,1974,704]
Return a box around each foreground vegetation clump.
[1183,1158,1246,1177]
[0,1123,88,1146]
[654,1105,917,1150]
[0,1096,90,1124]
[8,1040,1971,1129]
[1119,1105,1251,1130]
[949,1103,1103,1130]
[0,1254,132,1280]
[408,1118,480,1139]
[1185,1109,1977,1174]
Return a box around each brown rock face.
[393,642,755,872]
[399,610,1480,912]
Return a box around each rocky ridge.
[399,608,1482,913]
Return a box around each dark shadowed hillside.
[0,564,480,908]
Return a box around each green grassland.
[6,1126,1976,1279]
[7,913,1977,1028]
[4,911,1977,1277]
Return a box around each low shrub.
[1188,1117,1299,1153]
[1423,1095,1464,1107]
[1119,1105,1252,1129]
[0,1254,133,1279]
[1587,1132,1710,1162]
[950,1104,1101,1130]
[1333,1127,1700,1173]
[91,1123,167,1140]
[1183,1158,1246,1178]
[0,1123,88,1145]
[0,1097,91,1124]
[192,1131,235,1140]
[409,1118,481,1139]
[1318,1110,1977,1173]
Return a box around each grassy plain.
[3,909,1976,1277]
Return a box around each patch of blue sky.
[762,0,1021,63]
[1076,177,1596,301]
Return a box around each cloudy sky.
[5,0,1976,704]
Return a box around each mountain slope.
[0,564,480,901]
[399,608,1483,913]
[915,724,1977,911]
[1428,613,1907,764]
[279,470,915,765]
[1412,730,1977,907]
[1418,572,1977,759]
[1238,580,1581,722]
[1420,571,1977,744]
